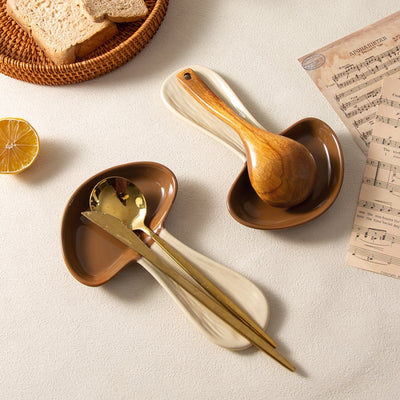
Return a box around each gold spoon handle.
[144,226,277,348]
[82,211,295,372]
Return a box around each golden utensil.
[82,210,295,372]
[89,176,277,348]
[62,161,271,350]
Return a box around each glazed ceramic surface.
[161,65,344,229]
[176,68,318,208]
[61,161,269,350]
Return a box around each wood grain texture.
[177,68,317,208]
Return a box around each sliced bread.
[6,0,118,65]
[78,0,148,23]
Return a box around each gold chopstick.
[82,211,295,372]
[148,232,277,348]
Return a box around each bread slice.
[6,0,118,65]
[78,0,148,23]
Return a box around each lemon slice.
[0,118,40,174]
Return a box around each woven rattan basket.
[0,0,169,85]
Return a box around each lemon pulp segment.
[0,118,40,174]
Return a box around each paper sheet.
[299,11,400,154]
[347,77,400,279]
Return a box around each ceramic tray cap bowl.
[228,117,344,230]
[161,65,345,230]
[61,162,176,286]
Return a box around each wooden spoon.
[177,68,317,208]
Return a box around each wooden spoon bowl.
[227,118,344,229]
[162,65,344,229]
[177,68,317,208]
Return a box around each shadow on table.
[16,138,77,185]
[80,0,218,88]
[269,132,365,245]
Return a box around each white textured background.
[1,1,399,399]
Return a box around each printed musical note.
[357,199,400,215]
[340,88,381,111]
[375,114,400,128]
[332,46,400,82]
[362,178,400,194]
[369,136,400,147]
[344,100,381,118]
[353,113,376,129]
[353,224,399,245]
[335,58,400,89]
[299,11,400,154]
[380,97,400,109]
[346,76,400,278]
[299,12,400,277]
[366,158,400,172]
[349,246,399,266]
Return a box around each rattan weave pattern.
[0,0,168,85]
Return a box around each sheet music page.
[299,11,400,155]
[347,77,400,279]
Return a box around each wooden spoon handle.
[176,68,269,138]
[177,68,317,208]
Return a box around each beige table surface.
[1,1,399,399]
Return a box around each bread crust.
[6,0,118,64]
[78,0,148,23]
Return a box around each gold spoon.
[176,68,318,208]
[89,176,278,348]
[82,210,295,372]
[61,161,271,350]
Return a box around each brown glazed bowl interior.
[227,118,344,229]
[61,162,177,286]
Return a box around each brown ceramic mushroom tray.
[227,118,344,229]
[61,161,176,286]
[161,66,344,230]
